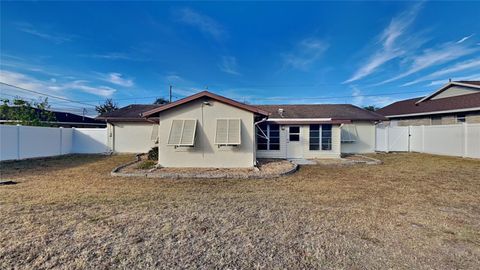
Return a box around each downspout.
[253,117,269,167]
[339,123,344,156]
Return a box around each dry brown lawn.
[1,153,479,269]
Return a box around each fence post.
[59,127,63,155]
[16,124,21,160]
[385,126,390,153]
[463,123,468,158]
[421,125,425,153]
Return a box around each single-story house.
[97,91,385,168]
[377,80,480,126]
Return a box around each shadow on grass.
[0,154,113,178]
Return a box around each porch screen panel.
[321,124,332,150]
[309,124,320,150]
[310,124,332,150]
[256,123,280,150]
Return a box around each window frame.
[309,124,332,151]
[456,113,466,123]
[288,126,301,142]
[256,123,280,151]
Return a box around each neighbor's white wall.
[158,98,255,168]
[256,124,341,159]
[109,122,158,153]
[72,128,109,153]
[341,122,376,154]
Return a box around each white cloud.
[0,70,116,98]
[427,73,480,86]
[175,8,225,40]
[403,58,480,86]
[100,72,134,87]
[350,85,396,107]
[16,22,72,44]
[83,52,134,60]
[219,56,241,75]
[344,3,422,83]
[457,34,474,44]
[377,41,480,85]
[283,38,329,70]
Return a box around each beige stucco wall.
[256,124,341,159]
[341,122,376,154]
[158,98,255,168]
[431,86,479,100]
[108,122,158,153]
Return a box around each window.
[289,126,300,141]
[215,119,241,145]
[322,125,332,150]
[456,113,466,123]
[309,124,320,150]
[309,124,332,150]
[257,123,280,150]
[341,124,357,143]
[431,116,442,125]
[167,119,197,146]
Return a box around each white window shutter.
[168,119,197,146]
[168,120,183,145]
[215,119,229,144]
[228,119,241,144]
[180,120,197,145]
[215,119,241,145]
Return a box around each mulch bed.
[113,156,297,179]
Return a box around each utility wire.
[0,82,97,107]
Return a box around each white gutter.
[267,118,332,122]
[385,107,480,118]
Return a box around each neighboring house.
[98,91,385,168]
[1,107,106,128]
[377,81,480,126]
[96,104,162,153]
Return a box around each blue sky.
[1,1,480,115]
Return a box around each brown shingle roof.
[376,92,480,117]
[96,104,162,121]
[457,80,480,86]
[256,104,386,121]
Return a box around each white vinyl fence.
[0,125,109,161]
[376,123,480,159]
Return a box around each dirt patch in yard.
[1,153,479,269]
[116,156,297,179]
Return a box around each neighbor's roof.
[377,80,480,117]
[96,104,162,121]
[376,92,480,117]
[256,104,386,121]
[2,107,105,125]
[142,91,270,117]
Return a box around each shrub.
[148,147,158,160]
[137,160,156,170]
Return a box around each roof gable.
[416,81,480,104]
[142,91,269,117]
